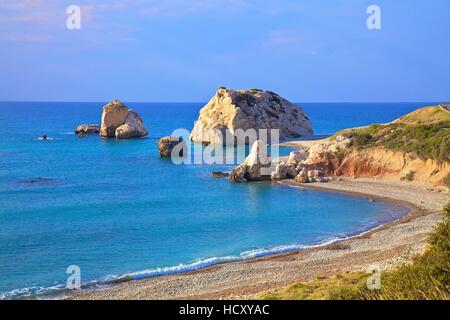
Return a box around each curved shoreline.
[67,177,449,300]
[2,179,409,300]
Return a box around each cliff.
[267,106,450,187]
[315,106,450,187]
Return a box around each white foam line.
[0,212,408,300]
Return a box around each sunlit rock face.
[99,100,148,139]
[190,88,312,145]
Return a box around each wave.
[0,216,404,300]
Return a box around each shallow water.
[0,102,427,298]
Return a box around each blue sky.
[0,0,449,102]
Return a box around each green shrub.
[343,121,450,162]
[443,172,450,188]
[363,203,450,300]
[401,171,416,182]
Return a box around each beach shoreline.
[68,177,449,300]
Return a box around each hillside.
[395,105,450,125]
[327,106,450,186]
[338,106,450,162]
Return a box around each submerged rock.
[230,140,272,182]
[100,100,148,139]
[20,178,62,186]
[212,172,230,178]
[157,136,186,158]
[190,87,313,145]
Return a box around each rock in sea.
[99,100,148,139]
[190,87,312,145]
[74,124,100,136]
[157,136,187,158]
[230,140,273,182]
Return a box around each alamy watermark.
[66,5,81,30]
[366,265,381,290]
[367,5,382,30]
[165,127,279,176]
[66,265,81,290]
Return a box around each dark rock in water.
[75,124,100,135]
[212,172,230,178]
[20,178,61,186]
[157,136,187,158]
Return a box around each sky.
[0,0,449,102]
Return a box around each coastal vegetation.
[444,172,450,188]
[259,203,450,300]
[259,272,370,300]
[340,106,450,162]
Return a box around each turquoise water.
[0,102,428,299]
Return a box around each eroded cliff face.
[277,137,449,187]
[190,88,312,145]
[334,148,450,186]
[307,106,450,187]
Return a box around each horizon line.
[0,100,447,104]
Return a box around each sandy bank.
[69,177,449,300]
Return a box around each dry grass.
[395,106,450,125]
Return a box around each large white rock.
[287,150,307,165]
[190,88,313,145]
[304,135,351,164]
[230,140,273,182]
[271,162,298,180]
[99,100,148,139]
[115,110,148,139]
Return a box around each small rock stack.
[157,136,187,158]
[100,100,148,139]
[75,100,148,139]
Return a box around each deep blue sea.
[0,102,431,299]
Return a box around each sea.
[0,101,432,299]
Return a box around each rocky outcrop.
[287,150,307,165]
[74,124,100,136]
[302,136,351,165]
[230,140,273,182]
[269,105,450,187]
[276,134,449,186]
[269,136,351,183]
[271,162,298,180]
[99,100,148,139]
[157,136,186,158]
[115,110,148,139]
[190,88,312,145]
